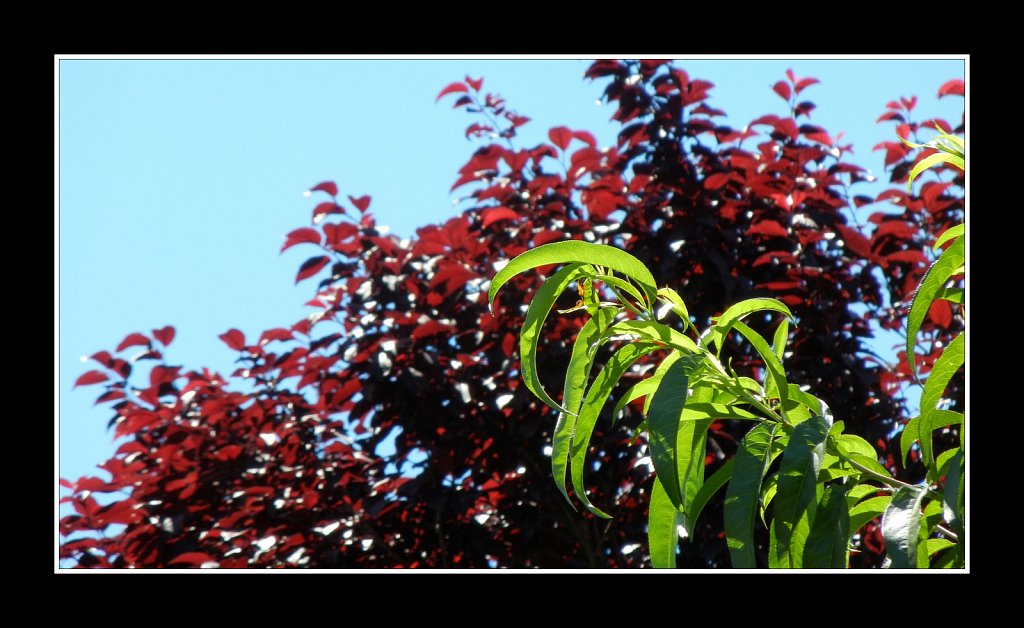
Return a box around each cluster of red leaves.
[61,64,963,568]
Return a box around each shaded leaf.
[771,414,829,568]
[295,256,331,284]
[803,484,849,568]
[881,486,928,568]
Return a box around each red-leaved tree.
[60,61,963,568]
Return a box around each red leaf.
[772,81,791,101]
[116,332,151,353]
[704,172,732,191]
[794,77,819,94]
[310,181,338,196]
[296,255,330,283]
[928,299,953,328]
[89,350,113,367]
[74,370,108,388]
[259,327,294,345]
[312,202,344,223]
[215,445,244,462]
[465,76,483,91]
[436,82,468,101]
[548,126,572,150]
[877,111,905,123]
[573,130,598,148]
[218,329,247,351]
[412,320,456,340]
[281,227,322,253]
[348,195,371,213]
[900,96,918,111]
[169,552,216,567]
[152,326,175,347]
[786,68,796,83]
[747,220,789,238]
[937,79,965,98]
[481,207,518,228]
[885,250,928,265]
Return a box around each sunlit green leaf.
[803,484,850,568]
[772,318,790,362]
[570,342,660,517]
[936,287,965,305]
[587,273,647,311]
[918,332,964,469]
[608,319,701,354]
[725,422,779,568]
[489,241,658,315]
[552,306,619,507]
[933,224,964,250]
[907,151,956,191]
[849,496,892,536]
[708,298,793,357]
[881,486,928,568]
[657,287,691,329]
[786,384,832,425]
[907,237,965,379]
[648,475,681,569]
[519,262,593,413]
[771,415,830,568]
[844,484,880,509]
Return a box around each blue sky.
[57,57,965,489]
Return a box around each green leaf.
[725,422,779,568]
[552,306,619,507]
[648,358,702,510]
[900,418,921,467]
[648,475,681,569]
[803,484,850,568]
[933,224,964,251]
[906,236,965,379]
[708,297,793,356]
[918,332,964,470]
[657,287,691,329]
[611,352,679,424]
[587,273,647,310]
[936,287,965,305]
[607,319,701,354]
[771,415,830,568]
[679,402,760,422]
[731,320,790,407]
[772,318,790,362]
[519,262,593,413]
[907,151,955,191]
[901,410,963,467]
[687,459,733,534]
[881,486,928,568]
[847,452,892,479]
[849,496,893,536]
[570,342,660,517]
[845,484,880,509]
[786,384,833,425]
[489,241,658,315]
[942,448,965,541]
[761,474,779,526]
[925,538,955,556]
